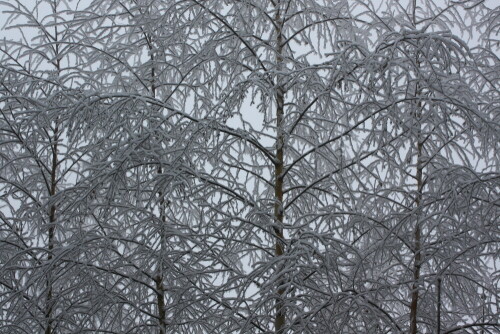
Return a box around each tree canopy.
[1,1,499,333]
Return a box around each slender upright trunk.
[409,151,422,334]
[409,104,423,334]
[409,3,422,327]
[273,2,286,333]
[437,278,441,334]
[155,272,167,334]
[156,178,167,334]
[45,122,59,334]
[150,43,167,334]
[46,9,60,331]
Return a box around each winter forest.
[0,0,499,333]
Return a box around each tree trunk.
[408,0,423,318]
[273,2,286,333]
[45,122,59,334]
[155,274,167,334]
[409,113,423,334]
[437,278,441,334]
[150,43,167,334]
[46,11,61,329]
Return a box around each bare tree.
[1,0,498,333]
[0,1,102,332]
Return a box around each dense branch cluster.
[0,1,498,333]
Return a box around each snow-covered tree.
[0,1,102,332]
[1,0,498,333]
